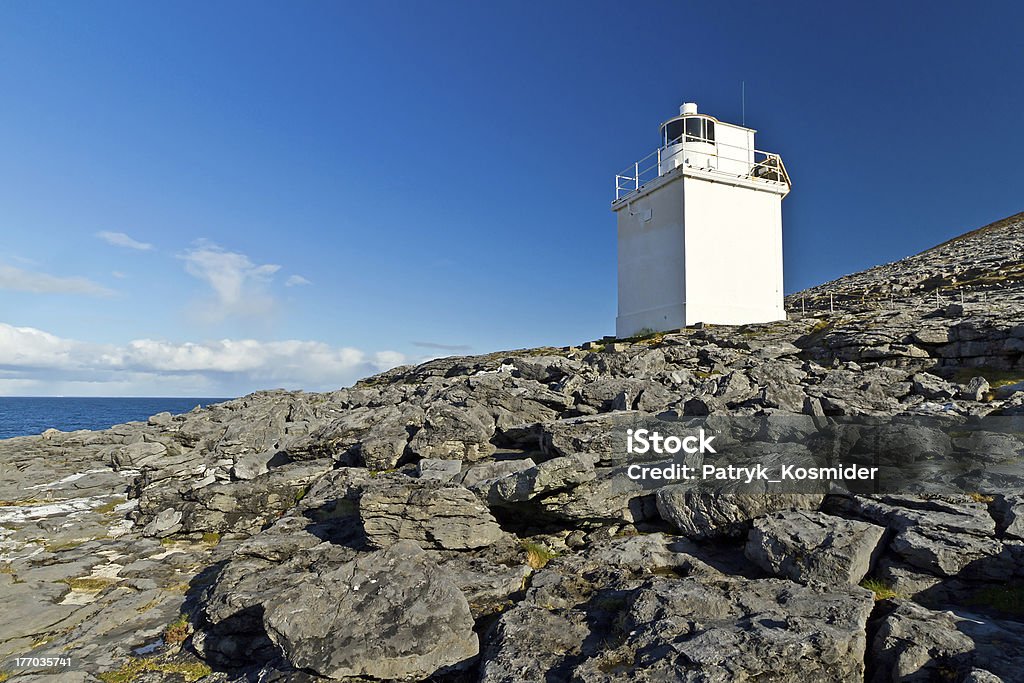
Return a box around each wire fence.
[785,282,1015,317]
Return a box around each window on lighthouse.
[685,117,715,143]
[664,120,684,145]
[664,117,715,146]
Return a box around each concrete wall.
[615,180,687,337]
[714,122,755,177]
[682,175,785,325]
[615,171,786,337]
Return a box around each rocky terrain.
[790,211,1024,313]
[2,213,1024,682]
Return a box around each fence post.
[829,293,834,314]
[801,296,805,314]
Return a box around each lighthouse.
[612,102,791,337]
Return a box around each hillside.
[2,215,1024,682]
[789,210,1024,312]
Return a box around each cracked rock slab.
[359,480,505,550]
[263,541,478,681]
[745,510,886,586]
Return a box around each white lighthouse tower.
[612,102,791,337]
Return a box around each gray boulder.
[912,372,959,400]
[889,526,1009,578]
[232,449,277,480]
[408,404,496,461]
[745,510,886,586]
[960,375,991,401]
[995,494,1024,540]
[488,453,597,503]
[539,468,658,525]
[359,480,505,550]
[871,601,1024,683]
[141,507,182,538]
[657,485,823,539]
[417,458,463,482]
[481,575,876,682]
[480,604,591,683]
[263,541,479,680]
[596,578,875,682]
[455,457,537,493]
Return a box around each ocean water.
[0,397,230,439]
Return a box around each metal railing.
[787,282,1014,317]
[614,136,791,201]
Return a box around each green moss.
[952,367,1024,388]
[0,498,46,507]
[200,532,221,546]
[94,497,127,514]
[808,319,832,334]
[859,577,901,601]
[98,657,211,683]
[0,670,11,682]
[293,484,310,502]
[62,576,116,591]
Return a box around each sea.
[0,397,231,440]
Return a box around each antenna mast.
[742,81,746,126]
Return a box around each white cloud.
[0,264,114,296]
[285,275,312,287]
[96,231,154,251]
[0,322,406,396]
[181,241,281,321]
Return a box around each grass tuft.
[94,497,127,514]
[163,614,190,645]
[97,657,211,683]
[521,540,557,569]
[860,577,901,601]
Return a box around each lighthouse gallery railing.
[614,136,791,202]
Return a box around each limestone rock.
[745,510,886,585]
[408,404,495,461]
[488,453,597,503]
[657,485,824,539]
[871,601,1024,683]
[359,480,505,550]
[263,541,478,680]
[416,458,462,482]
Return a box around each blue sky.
[1,1,1022,396]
